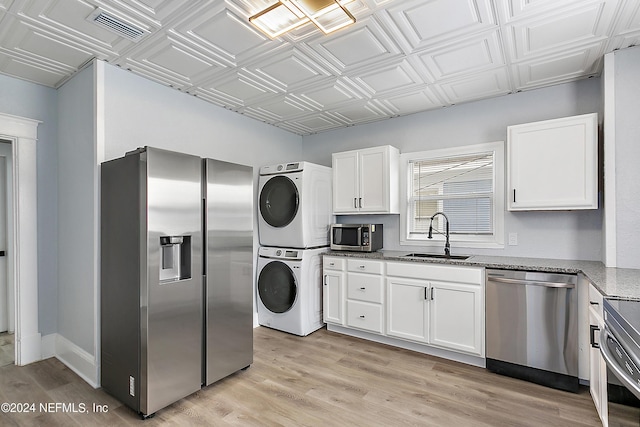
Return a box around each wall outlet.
[508,233,518,246]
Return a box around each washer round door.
[259,175,299,228]
[258,261,298,314]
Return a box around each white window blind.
[409,152,494,236]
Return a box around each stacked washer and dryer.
[257,162,333,336]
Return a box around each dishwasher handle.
[488,276,575,289]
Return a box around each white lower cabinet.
[323,257,346,325]
[588,282,608,426]
[387,277,428,342]
[347,300,383,333]
[386,274,484,356]
[429,281,483,355]
[323,256,485,361]
[344,259,385,333]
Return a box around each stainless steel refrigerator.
[100,147,253,417]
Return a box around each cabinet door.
[386,278,428,342]
[589,307,608,424]
[359,148,388,213]
[332,151,359,213]
[323,271,344,325]
[429,281,483,356]
[508,113,597,211]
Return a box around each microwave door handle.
[357,227,363,246]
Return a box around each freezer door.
[204,158,254,386]
[144,148,203,416]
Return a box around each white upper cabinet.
[332,145,400,214]
[507,113,598,211]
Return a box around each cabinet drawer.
[347,273,383,303]
[588,283,603,307]
[347,301,383,333]
[324,257,346,271]
[347,258,384,274]
[387,262,482,285]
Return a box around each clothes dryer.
[256,246,325,336]
[258,161,332,248]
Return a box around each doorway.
[0,139,12,367]
[0,113,39,366]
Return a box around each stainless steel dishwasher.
[486,269,579,392]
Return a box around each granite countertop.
[323,250,640,300]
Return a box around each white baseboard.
[327,324,486,368]
[41,333,56,359]
[41,333,99,388]
[17,331,41,366]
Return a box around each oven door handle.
[600,327,640,400]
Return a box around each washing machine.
[258,161,332,248]
[257,246,325,336]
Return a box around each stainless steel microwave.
[330,224,383,252]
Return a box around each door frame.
[0,112,40,365]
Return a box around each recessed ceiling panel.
[246,48,330,91]
[514,44,603,89]
[16,0,148,56]
[309,16,402,72]
[103,0,198,24]
[0,50,70,86]
[291,79,363,109]
[381,86,444,114]
[2,16,93,71]
[352,59,423,96]
[174,3,278,64]
[199,71,278,107]
[440,68,512,104]
[418,31,504,80]
[497,0,585,21]
[384,0,496,51]
[118,34,225,87]
[330,100,391,124]
[286,112,344,133]
[508,1,618,60]
[244,96,313,122]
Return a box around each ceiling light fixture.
[249,0,355,38]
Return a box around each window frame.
[399,141,505,249]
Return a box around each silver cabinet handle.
[359,198,362,208]
[424,287,428,300]
[590,325,600,349]
[590,301,599,305]
[359,315,365,318]
[359,287,366,290]
[323,275,327,286]
[431,287,434,301]
[489,276,575,289]
[359,265,365,269]
[354,198,358,208]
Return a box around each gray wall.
[302,78,603,261]
[57,64,96,354]
[102,63,302,165]
[611,46,640,268]
[0,73,58,336]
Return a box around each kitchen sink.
[402,253,470,260]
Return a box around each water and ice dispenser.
[159,235,191,282]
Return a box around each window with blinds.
[408,151,494,237]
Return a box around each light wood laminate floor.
[0,326,602,426]
[0,332,14,367]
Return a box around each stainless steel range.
[601,298,640,425]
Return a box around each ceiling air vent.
[87,8,146,42]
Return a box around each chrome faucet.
[428,212,450,256]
